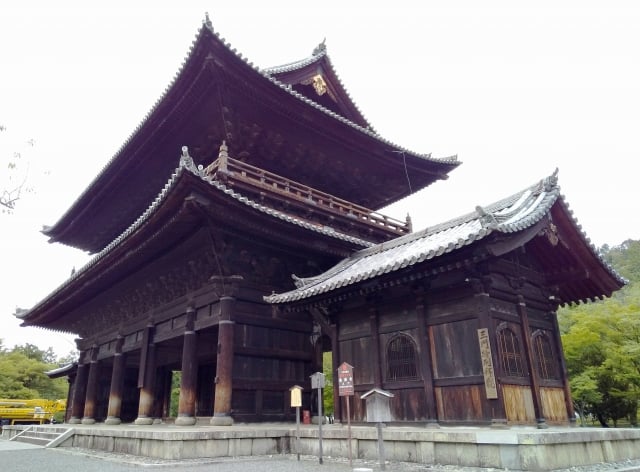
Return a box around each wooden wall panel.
[502,384,535,423]
[430,319,482,379]
[339,338,375,385]
[389,387,428,421]
[435,385,486,422]
[541,387,568,423]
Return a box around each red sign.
[338,362,354,397]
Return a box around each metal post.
[377,421,386,471]
[317,384,323,464]
[296,405,300,461]
[346,396,352,467]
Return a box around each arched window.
[386,334,418,381]
[496,324,525,377]
[533,331,559,380]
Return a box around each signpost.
[310,372,325,464]
[338,362,354,467]
[362,388,394,471]
[289,385,303,461]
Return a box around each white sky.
[1,1,639,357]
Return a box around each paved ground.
[3,436,640,472]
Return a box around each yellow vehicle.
[0,399,66,426]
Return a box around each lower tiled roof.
[264,170,624,304]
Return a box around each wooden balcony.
[204,143,411,241]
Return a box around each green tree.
[559,240,640,427]
[0,345,69,400]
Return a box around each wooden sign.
[477,328,498,399]
[289,385,303,408]
[338,362,354,397]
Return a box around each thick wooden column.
[81,346,99,424]
[415,291,439,426]
[472,277,508,427]
[550,307,577,424]
[368,304,383,388]
[211,275,243,426]
[135,324,157,425]
[175,307,198,426]
[68,352,89,424]
[516,296,547,428]
[105,336,125,425]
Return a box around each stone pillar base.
[104,417,122,425]
[134,416,154,425]
[81,418,96,425]
[425,420,441,429]
[210,415,234,426]
[174,415,196,426]
[68,417,82,424]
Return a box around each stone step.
[13,435,49,446]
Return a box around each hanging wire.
[391,150,413,194]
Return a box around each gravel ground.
[2,440,640,471]
[50,447,640,472]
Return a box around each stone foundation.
[3,423,640,470]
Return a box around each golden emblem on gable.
[309,74,327,96]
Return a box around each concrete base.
[174,416,196,426]
[210,415,234,426]
[67,418,81,424]
[3,423,640,470]
[80,418,95,425]
[104,417,122,425]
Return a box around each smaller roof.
[265,170,626,305]
[264,39,372,129]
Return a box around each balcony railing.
[205,143,410,237]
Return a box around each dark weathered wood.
[176,308,198,425]
[82,349,100,424]
[136,341,157,424]
[105,337,125,424]
[516,297,546,427]
[416,295,438,422]
[69,360,88,423]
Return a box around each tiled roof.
[263,40,373,131]
[265,170,625,304]
[19,149,373,324]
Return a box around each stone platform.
[3,422,640,471]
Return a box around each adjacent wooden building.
[21,17,624,428]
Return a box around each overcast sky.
[2,1,639,356]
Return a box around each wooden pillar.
[516,296,547,428]
[472,277,508,427]
[368,305,383,388]
[330,323,340,423]
[211,275,243,426]
[416,292,439,426]
[68,353,89,424]
[81,346,99,424]
[550,307,577,424]
[135,324,157,425]
[175,307,198,426]
[105,336,125,425]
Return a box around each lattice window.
[386,334,418,381]
[533,331,559,380]
[496,324,525,377]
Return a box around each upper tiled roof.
[43,16,459,252]
[265,170,626,304]
[263,40,373,130]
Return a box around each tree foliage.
[559,240,640,427]
[0,342,69,400]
